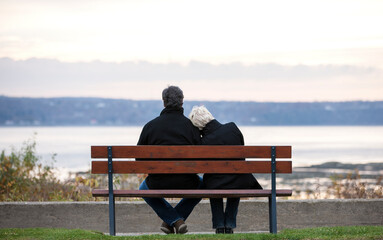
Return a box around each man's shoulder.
[144,115,162,126]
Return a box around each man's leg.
[174,176,203,220]
[139,179,182,226]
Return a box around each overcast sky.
[0,0,382,102]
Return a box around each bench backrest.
[91,146,292,174]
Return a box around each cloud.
[0,58,379,82]
[0,58,381,102]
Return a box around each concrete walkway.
[1,199,382,234]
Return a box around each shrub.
[300,169,383,199]
[0,137,97,201]
[328,170,383,199]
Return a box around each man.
[137,86,202,234]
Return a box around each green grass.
[0,226,382,240]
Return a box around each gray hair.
[189,106,215,130]
[162,86,184,109]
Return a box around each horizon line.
[1,95,383,103]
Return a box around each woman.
[189,106,262,234]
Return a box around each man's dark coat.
[137,107,201,189]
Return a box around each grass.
[0,226,383,240]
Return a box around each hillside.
[1,96,382,126]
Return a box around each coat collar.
[202,119,222,136]
[160,106,184,115]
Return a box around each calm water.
[0,126,382,175]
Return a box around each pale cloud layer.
[0,0,382,101]
[1,58,382,102]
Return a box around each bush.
[0,137,97,201]
[301,170,383,199]
[328,170,383,199]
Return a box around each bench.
[91,145,292,235]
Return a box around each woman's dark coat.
[201,119,262,189]
[137,107,201,189]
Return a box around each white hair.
[189,106,215,130]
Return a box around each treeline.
[0,96,382,126]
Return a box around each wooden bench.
[91,145,292,235]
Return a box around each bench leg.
[109,194,116,236]
[269,146,277,234]
[268,196,277,234]
[107,146,116,236]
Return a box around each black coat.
[201,120,262,190]
[137,107,201,189]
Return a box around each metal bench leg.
[268,195,277,234]
[269,146,277,234]
[108,146,116,236]
[109,194,116,236]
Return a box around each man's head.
[162,86,184,109]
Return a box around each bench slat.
[91,160,292,174]
[92,189,293,198]
[91,146,291,159]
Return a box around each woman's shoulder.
[225,121,237,127]
[223,122,241,131]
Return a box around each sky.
[0,0,383,102]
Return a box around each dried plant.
[300,170,383,199]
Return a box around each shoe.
[174,219,188,234]
[160,221,174,234]
[215,228,225,234]
[225,227,234,234]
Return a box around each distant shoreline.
[1,96,382,126]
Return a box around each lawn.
[0,226,382,240]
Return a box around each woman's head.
[189,106,215,130]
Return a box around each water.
[0,126,382,175]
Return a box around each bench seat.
[92,189,293,198]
